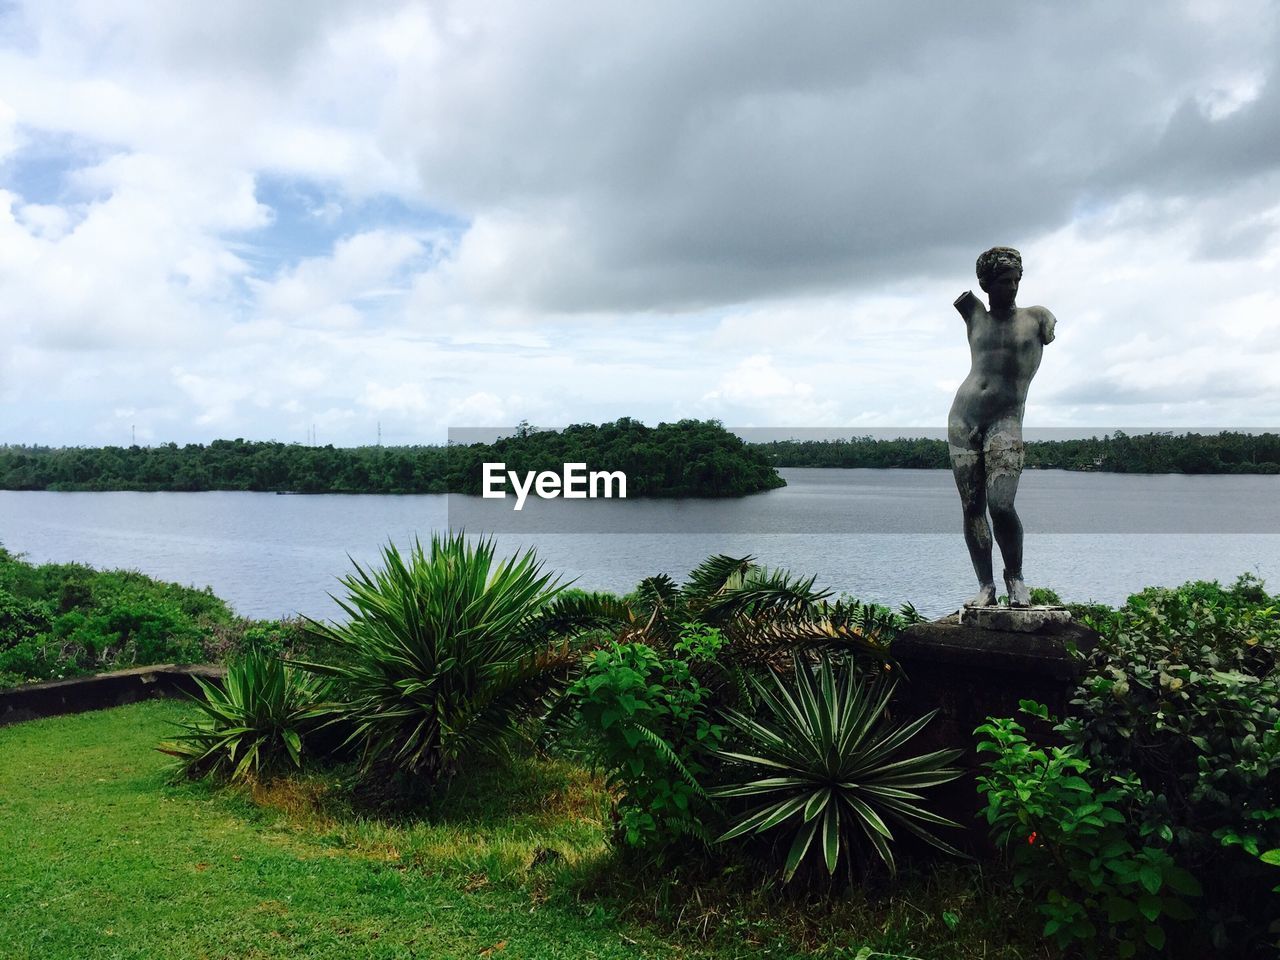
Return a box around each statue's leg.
[949,425,995,606]
[985,420,1030,606]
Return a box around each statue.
[949,247,1055,608]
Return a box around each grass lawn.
[0,701,1046,960]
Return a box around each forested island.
[3,428,1277,498]
[756,430,1280,474]
[0,418,786,498]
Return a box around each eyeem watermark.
[482,462,627,510]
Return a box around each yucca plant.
[296,534,599,786]
[157,648,325,782]
[711,654,964,882]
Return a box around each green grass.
[0,702,1049,959]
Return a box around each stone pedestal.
[958,604,1073,632]
[889,611,1098,854]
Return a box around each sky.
[2,0,1279,447]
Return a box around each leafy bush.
[1064,576,1280,844]
[0,547,241,686]
[712,653,963,883]
[1059,575,1280,949]
[0,635,63,683]
[0,588,52,648]
[614,556,901,724]
[81,599,206,661]
[202,617,324,663]
[977,704,1200,957]
[157,649,326,782]
[558,558,918,859]
[298,534,597,787]
[0,589,57,681]
[567,625,728,848]
[1028,586,1062,605]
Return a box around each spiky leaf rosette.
[711,654,964,882]
[157,649,325,782]
[296,534,604,784]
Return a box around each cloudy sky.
[2,0,1278,447]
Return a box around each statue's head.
[976,246,1022,308]
[976,246,1022,285]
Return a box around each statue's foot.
[965,583,998,607]
[1004,572,1031,608]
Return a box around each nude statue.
[949,246,1055,608]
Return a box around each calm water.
[1,468,1277,620]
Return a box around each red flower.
[1027,832,1038,846]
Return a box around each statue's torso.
[950,299,1050,428]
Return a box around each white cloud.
[252,229,425,322]
[446,391,509,425]
[172,368,255,427]
[0,0,1278,445]
[0,154,265,351]
[0,97,19,161]
[360,381,431,416]
[703,355,840,423]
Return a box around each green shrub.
[0,588,51,649]
[0,634,65,682]
[620,556,896,681]
[567,625,728,849]
[977,703,1200,957]
[712,653,963,883]
[0,548,240,686]
[1028,586,1062,605]
[1064,577,1280,845]
[559,557,913,858]
[232,618,306,658]
[298,535,592,788]
[157,649,326,782]
[53,599,205,662]
[1060,575,1280,949]
[56,578,93,613]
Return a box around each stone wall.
[0,664,227,727]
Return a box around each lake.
[2,468,1278,620]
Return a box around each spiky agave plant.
[157,648,326,782]
[296,533,605,786]
[711,653,964,882]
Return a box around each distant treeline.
[754,431,1280,474]
[0,418,787,497]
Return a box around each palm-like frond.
[698,565,831,624]
[711,654,963,882]
[440,637,583,764]
[897,601,926,625]
[519,590,636,644]
[720,614,894,666]
[609,557,904,720]
[824,599,908,644]
[632,574,681,611]
[681,554,756,612]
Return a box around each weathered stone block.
[959,604,1073,633]
[0,664,227,727]
[889,614,1098,854]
